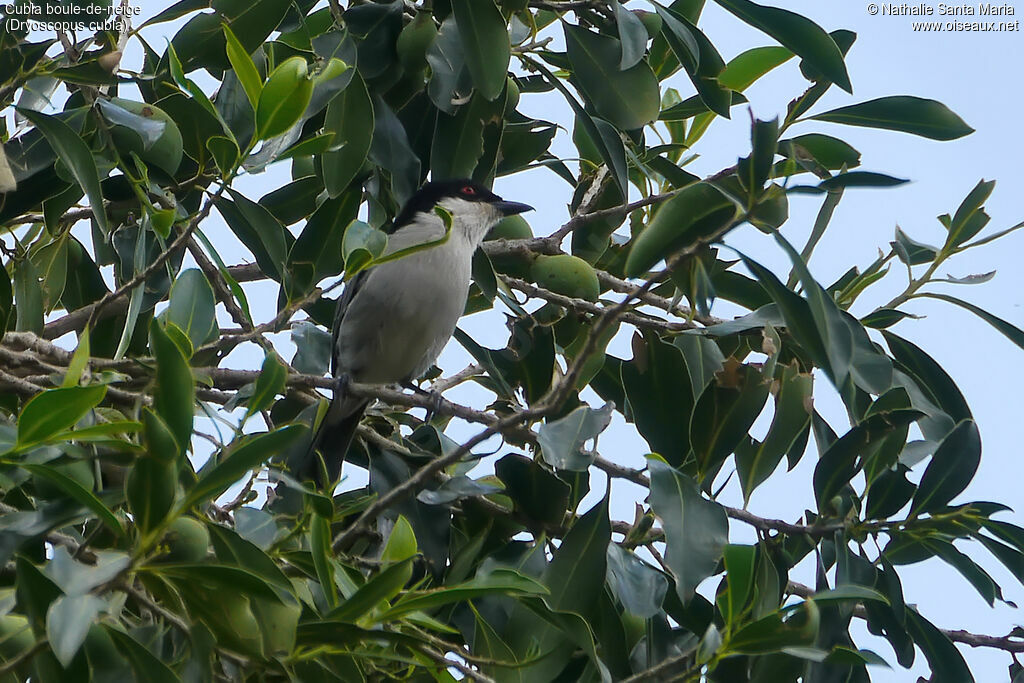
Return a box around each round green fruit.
[397,11,437,73]
[33,459,95,499]
[160,517,210,563]
[504,77,520,116]
[530,254,601,302]
[486,214,533,241]
[108,98,183,175]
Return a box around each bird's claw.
[402,381,443,421]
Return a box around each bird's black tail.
[301,397,368,487]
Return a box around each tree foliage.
[1,0,1023,680]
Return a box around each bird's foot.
[402,381,444,421]
[334,373,352,396]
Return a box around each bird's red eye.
[461,185,476,196]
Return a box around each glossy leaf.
[910,419,981,515]
[564,24,660,130]
[323,73,374,197]
[648,456,728,601]
[451,0,510,100]
[538,402,613,472]
[46,594,105,667]
[165,269,219,353]
[185,425,305,508]
[14,385,105,450]
[624,182,736,277]
[16,108,108,234]
[811,96,973,140]
[247,351,287,418]
[544,496,610,616]
[150,320,195,456]
[606,544,668,618]
[713,0,851,92]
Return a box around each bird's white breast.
[333,214,480,385]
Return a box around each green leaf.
[621,334,696,467]
[222,22,262,110]
[917,292,1024,351]
[184,425,305,508]
[722,544,757,623]
[533,61,628,196]
[106,626,179,683]
[648,456,728,601]
[624,182,736,277]
[904,608,973,681]
[537,403,613,472]
[328,557,416,623]
[718,45,793,91]
[737,363,812,502]
[606,543,667,618]
[150,319,195,456]
[690,362,771,477]
[127,454,177,537]
[322,73,374,198]
[16,108,108,234]
[780,133,861,170]
[728,599,820,654]
[218,190,292,282]
[165,269,219,353]
[811,585,889,604]
[655,7,732,118]
[813,410,922,510]
[450,0,510,101]
[287,190,361,296]
[310,512,338,609]
[246,351,287,418]
[382,569,548,619]
[19,462,124,536]
[13,257,43,334]
[811,96,973,140]
[946,179,995,248]
[46,594,105,667]
[14,385,105,450]
[791,171,909,194]
[256,57,312,140]
[892,226,938,266]
[613,0,649,70]
[0,263,11,336]
[494,454,570,528]
[544,496,610,616]
[910,419,981,515]
[341,220,387,277]
[712,0,850,92]
[61,329,91,388]
[155,564,285,603]
[564,24,660,130]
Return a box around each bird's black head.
[392,179,533,231]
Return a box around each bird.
[303,179,533,485]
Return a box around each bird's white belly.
[335,241,472,385]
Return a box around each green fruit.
[33,459,95,499]
[396,11,437,74]
[504,77,520,117]
[108,98,183,175]
[257,57,312,140]
[530,254,601,302]
[160,517,210,563]
[251,596,301,655]
[633,10,663,39]
[486,214,533,241]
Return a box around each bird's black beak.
[493,200,534,216]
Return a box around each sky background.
[26,0,1024,679]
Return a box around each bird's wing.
[330,269,369,376]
